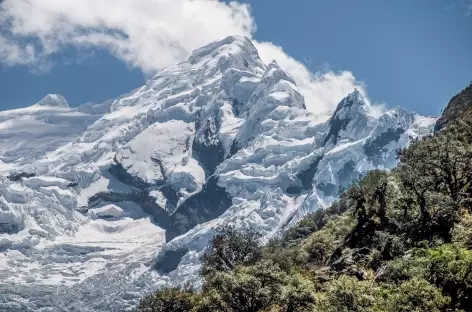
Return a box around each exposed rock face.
[435,83,472,131]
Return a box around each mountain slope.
[0,36,435,311]
[435,83,472,131]
[138,88,472,312]
[0,95,109,175]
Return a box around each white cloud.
[0,0,365,113]
[0,0,255,72]
[0,36,38,66]
[255,42,365,114]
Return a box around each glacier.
[0,35,436,311]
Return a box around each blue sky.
[0,0,471,116]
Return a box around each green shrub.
[201,260,288,312]
[452,210,472,248]
[319,275,383,312]
[426,245,472,310]
[384,277,450,312]
[137,288,197,312]
[282,272,317,312]
[201,225,262,276]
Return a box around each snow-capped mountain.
[0,36,435,311]
[0,95,110,175]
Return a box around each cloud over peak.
[0,0,255,72]
[0,0,364,114]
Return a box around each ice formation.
[0,36,436,311]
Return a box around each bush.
[282,198,350,247]
[282,209,328,245]
[201,260,288,312]
[263,244,305,273]
[282,272,317,312]
[426,244,472,310]
[201,261,317,312]
[201,225,262,276]
[385,277,450,312]
[378,244,472,310]
[319,275,383,312]
[452,210,472,248]
[137,288,197,312]
[306,231,335,265]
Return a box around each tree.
[137,288,197,312]
[320,275,382,312]
[452,210,472,248]
[398,126,472,210]
[201,225,262,276]
[395,124,472,244]
[426,244,472,310]
[200,261,317,312]
[201,261,288,312]
[282,273,317,312]
[376,244,472,310]
[385,277,450,312]
[343,170,390,250]
[282,208,328,245]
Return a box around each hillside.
[435,83,472,131]
[139,84,472,311]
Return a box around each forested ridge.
[138,84,472,312]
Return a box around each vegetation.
[137,113,472,310]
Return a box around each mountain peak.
[186,35,267,76]
[37,94,69,108]
[261,59,297,86]
[344,88,365,105]
[332,89,369,118]
[323,90,372,145]
[188,35,259,65]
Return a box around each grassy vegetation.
[138,116,472,311]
